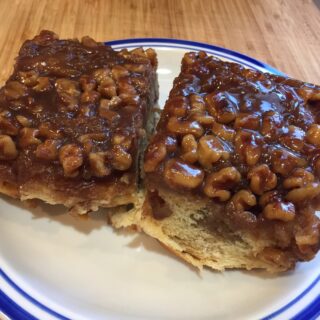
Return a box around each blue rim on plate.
[0,38,319,320]
[106,37,286,76]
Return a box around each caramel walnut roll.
[139,51,320,272]
[0,31,158,214]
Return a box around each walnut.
[97,76,117,98]
[118,93,140,106]
[33,77,52,92]
[98,99,120,123]
[203,167,241,200]
[80,90,100,104]
[124,63,146,73]
[286,183,320,203]
[271,148,307,176]
[259,190,281,207]
[118,79,137,95]
[182,52,198,65]
[17,70,39,87]
[79,75,97,91]
[92,68,111,83]
[231,189,256,210]
[4,81,28,100]
[234,130,262,166]
[81,36,98,47]
[78,133,106,154]
[192,113,215,125]
[59,144,83,177]
[164,158,204,189]
[283,168,314,189]
[144,140,167,172]
[189,94,205,113]
[260,111,283,138]
[0,135,18,160]
[263,201,295,222]
[306,124,320,147]
[35,139,60,161]
[297,87,320,101]
[111,145,132,170]
[0,112,19,135]
[145,48,157,66]
[19,128,41,148]
[89,152,110,177]
[130,47,147,57]
[112,134,132,150]
[197,135,229,168]
[211,120,235,141]
[205,92,237,124]
[111,65,129,81]
[55,79,80,110]
[234,113,260,130]
[248,164,277,195]
[16,115,32,127]
[167,117,204,138]
[166,96,188,117]
[38,123,62,139]
[181,134,198,163]
[280,125,306,152]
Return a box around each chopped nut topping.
[164,158,204,189]
[89,152,110,177]
[33,77,52,92]
[111,145,132,171]
[111,65,129,81]
[271,148,307,176]
[16,115,32,127]
[263,202,295,222]
[181,134,198,163]
[235,130,262,166]
[198,135,229,168]
[167,117,204,137]
[231,189,256,210]
[286,183,320,203]
[283,168,314,189]
[18,70,39,87]
[35,139,60,161]
[211,120,235,141]
[248,164,277,195]
[38,123,62,139]
[306,124,320,146]
[144,141,167,172]
[0,135,18,160]
[4,81,28,100]
[19,128,41,148]
[203,167,241,200]
[97,77,117,98]
[59,144,83,177]
[0,112,19,135]
[55,78,80,110]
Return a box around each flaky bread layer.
[0,177,138,214]
[111,188,299,272]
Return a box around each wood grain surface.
[0,0,319,85]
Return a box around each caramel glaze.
[0,31,158,200]
[145,51,320,261]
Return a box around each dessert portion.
[117,51,320,272]
[0,31,158,214]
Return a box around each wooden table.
[0,0,319,85]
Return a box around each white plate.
[0,39,319,320]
